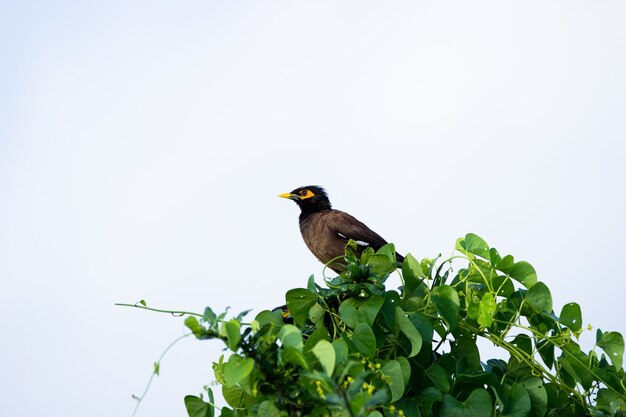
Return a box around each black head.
[279,185,332,214]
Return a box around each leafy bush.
[134,234,626,417]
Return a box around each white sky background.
[1,1,625,416]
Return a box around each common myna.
[279,185,404,272]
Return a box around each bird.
[279,185,403,273]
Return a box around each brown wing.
[325,210,404,265]
[324,210,389,250]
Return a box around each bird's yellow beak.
[279,192,298,200]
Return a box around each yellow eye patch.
[299,189,316,199]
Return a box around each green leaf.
[185,316,206,338]
[216,308,230,322]
[416,387,443,416]
[281,347,309,370]
[395,307,422,357]
[396,356,411,387]
[308,303,326,324]
[338,300,358,328]
[339,295,384,328]
[477,292,496,327]
[440,389,492,417]
[466,298,480,320]
[524,282,552,315]
[489,248,502,267]
[528,311,558,336]
[220,407,236,417]
[312,340,335,376]
[595,388,626,415]
[502,383,531,417]
[377,243,396,264]
[278,325,303,351]
[333,339,349,364]
[222,384,245,408]
[509,261,537,288]
[369,254,396,276]
[559,343,594,390]
[467,295,481,322]
[455,370,499,389]
[203,307,217,324]
[492,275,515,297]
[257,400,286,417]
[507,356,534,381]
[380,360,405,402]
[591,366,624,394]
[432,285,460,330]
[462,233,490,260]
[496,255,515,273]
[224,320,241,350]
[536,338,554,369]
[207,387,215,407]
[511,334,533,356]
[352,323,377,358]
[254,310,283,328]
[212,355,225,384]
[559,302,582,334]
[409,313,433,353]
[285,288,318,326]
[597,331,624,369]
[303,325,330,354]
[453,330,481,371]
[520,376,547,417]
[223,355,254,385]
[349,392,375,417]
[402,253,425,295]
[184,395,213,417]
[235,309,251,321]
[153,361,160,376]
[381,291,402,328]
[427,364,451,393]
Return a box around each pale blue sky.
[1,1,625,416]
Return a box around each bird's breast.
[299,212,345,267]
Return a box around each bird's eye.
[299,189,315,199]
